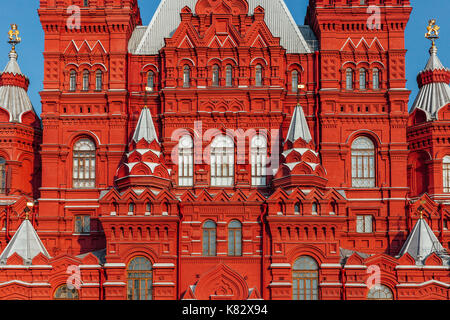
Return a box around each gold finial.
[425,19,440,47]
[8,24,21,53]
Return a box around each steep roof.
[398,218,446,265]
[285,104,312,143]
[0,219,50,265]
[410,45,450,120]
[132,107,159,144]
[129,0,312,55]
[0,51,35,123]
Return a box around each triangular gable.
[81,252,101,265]
[304,188,324,201]
[31,252,50,266]
[63,40,79,55]
[230,189,248,202]
[99,188,121,203]
[251,34,268,48]
[397,252,416,265]
[288,188,307,201]
[91,40,107,55]
[213,190,231,202]
[182,285,196,300]
[180,190,197,202]
[410,194,439,218]
[248,287,262,300]
[340,37,385,52]
[178,35,195,49]
[155,189,177,202]
[6,252,23,266]
[424,252,443,266]
[247,190,266,202]
[197,190,214,202]
[322,189,346,201]
[345,252,364,266]
[364,254,399,271]
[138,189,157,202]
[78,40,92,54]
[268,188,289,201]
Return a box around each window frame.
[351,136,376,188]
[202,220,217,256]
[346,68,353,90]
[69,70,77,91]
[228,220,242,256]
[251,135,267,186]
[255,64,263,87]
[127,257,153,300]
[178,135,194,187]
[74,215,90,234]
[292,256,319,301]
[54,285,79,300]
[183,65,191,88]
[356,215,373,233]
[72,138,96,189]
[82,70,90,91]
[443,156,450,193]
[210,135,235,187]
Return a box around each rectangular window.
[75,215,90,234]
[443,161,450,193]
[356,215,373,233]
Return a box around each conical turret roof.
[0,219,50,265]
[0,50,35,123]
[410,44,450,120]
[285,104,312,143]
[132,106,159,144]
[398,217,446,264]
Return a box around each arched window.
[0,158,5,194]
[211,135,234,187]
[178,135,194,186]
[294,202,301,214]
[54,285,79,300]
[69,70,77,91]
[128,202,135,215]
[367,285,393,300]
[359,68,367,90]
[228,220,242,256]
[255,64,263,86]
[292,256,319,300]
[73,138,96,189]
[226,65,233,87]
[443,156,450,193]
[373,68,380,90]
[203,220,216,256]
[312,202,318,215]
[292,70,299,93]
[351,137,375,188]
[145,202,152,215]
[346,68,353,90]
[183,65,190,88]
[147,71,155,91]
[95,70,102,91]
[82,70,89,91]
[212,64,220,86]
[251,135,267,186]
[127,257,153,300]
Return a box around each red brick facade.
[0,0,448,300]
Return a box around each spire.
[0,24,35,123]
[410,19,450,120]
[132,107,159,144]
[0,219,50,265]
[398,217,446,264]
[285,104,312,143]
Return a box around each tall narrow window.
[212,64,220,86]
[211,135,234,187]
[95,70,102,91]
[292,70,299,93]
[312,202,318,215]
[359,68,367,90]
[147,71,154,91]
[373,68,380,90]
[367,285,393,300]
[0,158,5,194]
[128,202,135,215]
[356,215,373,233]
[127,257,153,300]
[74,215,90,234]
[183,65,190,88]
[351,137,375,188]
[82,70,89,91]
[73,138,96,189]
[178,135,194,186]
[255,64,263,86]
[292,256,319,300]
[443,156,450,193]
[251,135,267,186]
[54,285,79,300]
[228,220,242,256]
[145,202,152,215]
[70,70,77,91]
[226,65,233,87]
[203,220,217,256]
[346,68,353,90]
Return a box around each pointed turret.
[273,105,327,189]
[398,217,447,265]
[115,107,171,190]
[0,36,36,123]
[0,218,50,265]
[410,23,450,120]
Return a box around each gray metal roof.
[0,219,50,265]
[411,45,450,120]
[398,218,446,265]
[0,52,34,123]
[129,0,313,55]
[285,104,312,143]
[132,107,159,144]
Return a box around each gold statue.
[425,19,440,46]
[8,24,21,52]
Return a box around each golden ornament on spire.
[8,24,21,53]
[425,19,440,46]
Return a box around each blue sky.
[0,0,448,115]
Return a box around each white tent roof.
[0,219,50,265]
[285,104,312,143]
[132,107,159,144]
